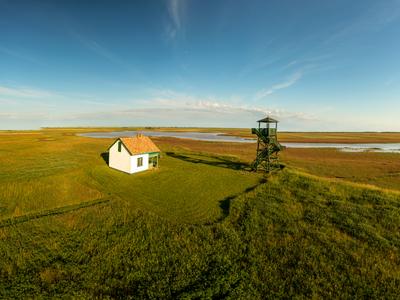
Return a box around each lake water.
[78,131,400,153]
[79,130,255,143]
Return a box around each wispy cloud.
[70,32,125,67]
[85,41,121,64]
[0,111,49,120]
[385,79,395,86]
[0,85,56,98]
[0,46,40,64]
[0,98,16,105]
[325,0,400,43]
[166,0,186,39]
[168,0,182,30]
[282,54,332,71]
[254,71,303,100]
[239,56,282,78]
[385,73,399,86]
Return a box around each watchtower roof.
[257,116,279,123]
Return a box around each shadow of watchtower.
[166,152,251,171]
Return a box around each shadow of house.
[100,152,109,165]
[166,152,251,171]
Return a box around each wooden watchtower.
[251,116,282,172]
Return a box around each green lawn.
[89,152,262,224]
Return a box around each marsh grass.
[0,170,399,298]
[153,137,400,191]
[281,148,400,190]
[0,129,399,298]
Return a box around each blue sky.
[0,0,400,130]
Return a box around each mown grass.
[89,152,261,224]
[0,129,399,298]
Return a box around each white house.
[108,134,161,174]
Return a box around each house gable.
[108,138,133,173]
[108,138,133,155]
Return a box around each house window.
[137,157,143,167]
[118,141,122,152]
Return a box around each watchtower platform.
[251,116,282,172]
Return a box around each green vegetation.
[1,170,399,298]
[0,129,399,298]
[90,152,261,224]
[0,132,102,219]
[154,136,400,191]
[0,131,261,223]
[281,148,400,191]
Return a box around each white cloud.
[135,89,317,122]
[254,71,303,100]
[3,89,314,128]
[6,88,400,131]
[51,105,317,127]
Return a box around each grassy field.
[0,131,261,223]
[89,153,261,224]
[153,136,400,191]
[281,148,400,191]
[0,129,399,298]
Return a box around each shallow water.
[78,131,400,153]
[79,130,255,143]
[282,142,400,153]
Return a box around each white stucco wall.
[130,153,149,174]
[109,140,132,174]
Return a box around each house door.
[149,156,157,168]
